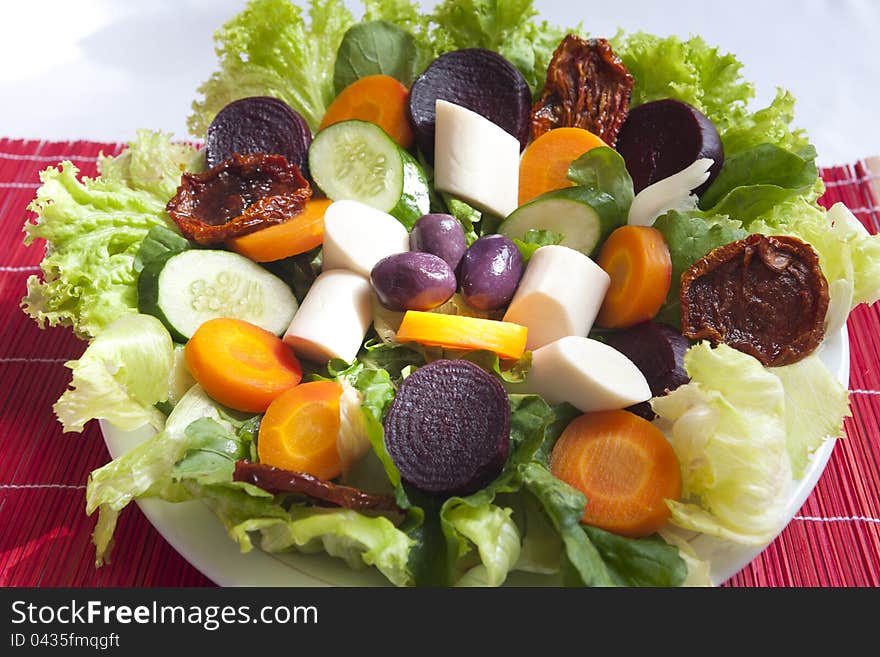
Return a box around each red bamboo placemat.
[1,138,878,588]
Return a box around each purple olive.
[459,234,523,310]
[410,214,467,271]
[371,252,457,312]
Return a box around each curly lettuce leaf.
[720,89,811,158]
[188,0,354,134]
[429,0,577,94]
[613,33,811,160]
[750,200,880,326]
[613,33,753,134]
[54,314,173,433]
[651,343,792,545]
[21,131,200,338]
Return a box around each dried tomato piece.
[166,153,311,245]
[233,461,401,515]
[531,35,634,146]
[680,234,829,367]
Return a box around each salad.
[20,0,880,587]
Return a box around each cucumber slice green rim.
[309,119,429,229]
[138,249,298,342]
[499,186,623,256]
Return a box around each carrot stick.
[227,198,332,262]
[518,127,607,206]
[395,311,528,360]
[596,225,671,328]
[550,410,682,538]
[257,380,344,480]
[319,74,414,149]
[185,318,302,413]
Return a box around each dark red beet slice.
[407,49,531,160]
[615,99,723,195]
[384,359,510,496]
[604,321,690,398]
[205,96,313,177]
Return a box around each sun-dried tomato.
[233,461,402,515]
[531,35,634,146]
[680,234,829,367]
[166,153,311,245]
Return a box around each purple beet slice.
[383,359,510,496]
[205,96,313,176]
[615,99,723,195]
[407,49,531,160]
[604,321,690,398]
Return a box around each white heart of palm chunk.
[508,336,651,412]
[627,158,714,227]
[502,244,610,350]
[321,200,409,277]
[283,269,373,364]
[433,99,519,218]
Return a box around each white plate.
[100,328,849,587]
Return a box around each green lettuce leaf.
[651,343,792,545]
[171,417,258,485]
[245,506,414,586]
[22,131,200,338]
[188,0,355,134]
[440,193,481,245]
[513,228,565,262]
[446,503,521,586]
[53,314,174,433]
[582,525,688,587]
[429,0,577,94]
[520,462,614,587]
[86,385,240,564]
[567,146,635,222]
[134,225,190,273]
[333,20,421,93]
[699,143,819,213]
[771,354,850,478]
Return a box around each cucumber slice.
[138,250,298,342]
[498,187,624,256]
[309,119,430,229]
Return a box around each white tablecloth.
[2,0,878,166]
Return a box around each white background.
[1,0,878,165]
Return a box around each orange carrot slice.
[319,74,414,149]
[227,198,332,262]
[596,225,672,328]
[185,318,302,413]
[518,127,607,206]
[257,380,344,480]
[395,311,528,360]
[550,410,682,538]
